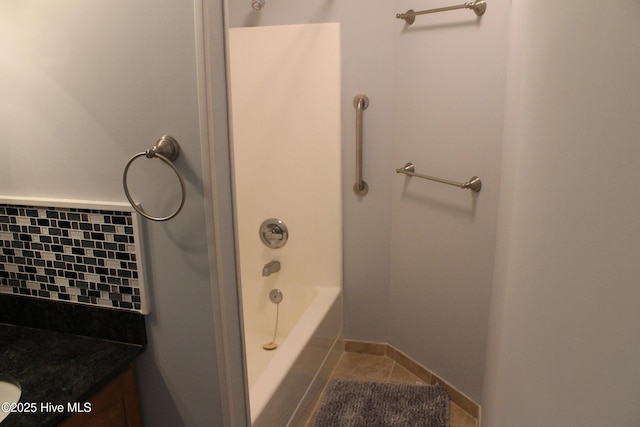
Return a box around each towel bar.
[396,0,486,25]
[396,162,481,192]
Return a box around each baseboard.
[345,340,480,420]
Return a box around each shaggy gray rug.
[312,378,449,427]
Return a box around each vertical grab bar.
[353,94,369,196]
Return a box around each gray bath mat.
[313,378,449,427]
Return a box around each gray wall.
[228,1,510,402]
[1,1,225,425]
[388,0,510,402]
[482,1,640,424]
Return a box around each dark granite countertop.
[0,324,144,427]
[0,294,146,427]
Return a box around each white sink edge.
[0,377,22,423]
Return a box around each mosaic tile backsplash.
[0,199,148,313]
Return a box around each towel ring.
[123,135,186,221]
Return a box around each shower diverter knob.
[269,289,283,304]
[259,218,288,249]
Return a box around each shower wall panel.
[228,23,342,327]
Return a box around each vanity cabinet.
[60,365,141,427]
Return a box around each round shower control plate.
[269,289,283,304]
[259,218,288,249]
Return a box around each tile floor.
[305,352,478,427]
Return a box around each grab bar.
[353,94,369,196]
[396,162,482,192]
[123,135,187,221]
[396,0,486,25]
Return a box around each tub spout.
[262,261,280,277]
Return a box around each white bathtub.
[247,285,343,426]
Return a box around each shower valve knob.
[259,218,288,249]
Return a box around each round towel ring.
[123,135,186,222]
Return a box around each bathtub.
[246,285,343,426]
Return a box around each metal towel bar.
[396,0,486,25]
[353,94,369,196]
[396,162,482,192]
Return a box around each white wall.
[1,2,226,425]
[482,1,640,424]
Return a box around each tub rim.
[248,285,341,423]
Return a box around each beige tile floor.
[305,352,478,427]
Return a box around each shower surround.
[228,23,343,425]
